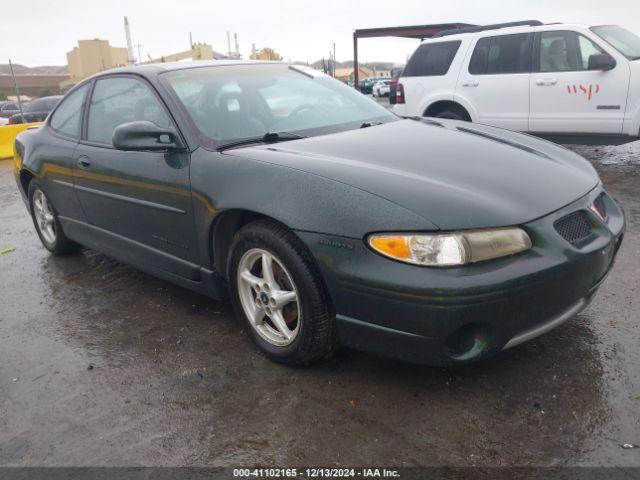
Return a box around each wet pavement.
[0,140,639,467]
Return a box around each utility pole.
[353,32,359,89]
[333,42,336,77]
[136,44,143,64]
[124,17,135,65]
[8,59,25,123]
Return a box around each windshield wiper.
[216,132,306,152]
[360,121,383,128]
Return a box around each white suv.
[393,21,640,144]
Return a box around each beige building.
[250,46,282,61]
[334,66,375,83]
[61,40,220,89]
[148,43,215,63]
[62,39,128,88]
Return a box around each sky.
[1,0,639,67]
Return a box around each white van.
[393,21,640,144]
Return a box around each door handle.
[536,78,558,86]
[77,156,91,169]
[461,79,479,87]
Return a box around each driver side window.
[540,32,573,72]
[539,31,606,72]
[87,77,172,145]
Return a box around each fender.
[625,102,640,137]
[189,147,436,273]
[619,58,640,136]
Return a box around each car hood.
[226,119,599,230]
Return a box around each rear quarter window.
[403,41,462,77]
[50,86,88,138]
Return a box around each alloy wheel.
[33,189,56,245]
[237,248,300,346]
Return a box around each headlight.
[368,228,532,267]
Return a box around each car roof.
[422,22,594,42]
[89,59,284,80]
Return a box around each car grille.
[593,193,607,220]
[554,211,592,245]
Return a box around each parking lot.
[0,139,639,467]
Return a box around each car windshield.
[591,25,640,60]
[162,64,396,145]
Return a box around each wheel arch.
[424,100,472,121]
[209,209,308,282]
[19,168,35,199]
[450,94,480,122]
[209,209,262,280]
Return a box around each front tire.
[228,220,337,366]
[28,180,78,255]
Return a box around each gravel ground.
[0,136,639,467]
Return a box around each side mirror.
[588,53,616,71]
[112,121,185,152]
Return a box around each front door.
[74,75,199,280]
[529,30,629,134]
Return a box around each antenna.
[124,17,135,65]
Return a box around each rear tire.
[228,220,337,366]
[28,180,79,255]
[432,105,471,122]
[435,110,465,121]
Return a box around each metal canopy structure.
[352,23,476,88]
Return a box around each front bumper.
[298,186,625,365]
